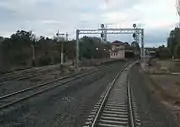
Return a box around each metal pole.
[57,32,67,66]
[101,24,105,43]
[76,30,80,68]
[136,30,140,59]
[141,29,144,59]
[104,25,107,43]
[66,33,68,41]
[101,50,103,64]
[135,28,138,43]
[56,31,65,66]
[137,31,139,44]
[32,42,35,66]
[61,41,64,65]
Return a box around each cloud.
[0,0,179,47]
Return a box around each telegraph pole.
[141,29,144,59]
[56,31,68,66]
[31,35,36,66]
[76,30,80,68]
[32,43,35,66]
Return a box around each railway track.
[0,66,60,82]
[83,62,141,127]
[0,64,114,112]
[0,60,123,82]
[0,62,114,82]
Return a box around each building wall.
[110,50,125,59]
[110,44,125,59]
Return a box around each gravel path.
[0,61,126,127]
[129,64,178,127]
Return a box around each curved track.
[82,63,141,127]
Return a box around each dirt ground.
[144,59,180,126]
[129,65,178,127]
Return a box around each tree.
[131,41,140,51]
[167,28,180,58]
[0,36,5,72]
[131,41,140,58]
[175,44,180,58]
[0,36,3,42]
[79,36,110,59]
[0,30,112,72]
[158,46,171,59]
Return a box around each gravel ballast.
[129,64,178,127]
[0,61,127,127]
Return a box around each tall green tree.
[175,44,180,58]
[167,28,180,58]
[158,45,171,59]
[79,36,109,59]
[131,41,140,58]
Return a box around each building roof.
[112,40,123,45]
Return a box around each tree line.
[0,30,141,72]
[146,27,180,59]
[0,30,110,72]
[167,27,180,58]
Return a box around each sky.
[0,0,179,47]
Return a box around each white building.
[110,41,125,59]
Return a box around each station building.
[109,40,135,59]
[110,40,125,59]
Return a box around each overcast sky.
[0,0,179,47]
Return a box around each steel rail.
[0,64,113,111]
[0,67,58,81]
[0,64,113,100]
[128,81,136,127]
[0,72,81,100]
[82,62,140,127]
[90,63,129,127]
[0,72,96,110]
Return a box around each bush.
[158,47,171,59]
[38,55,52,66]
[10,53,29,65]
[52,56,61,64]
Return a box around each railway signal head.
[133,24,136,28]
[101,24,105,28]
[133,33,136,38]
[101,33,104,38]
